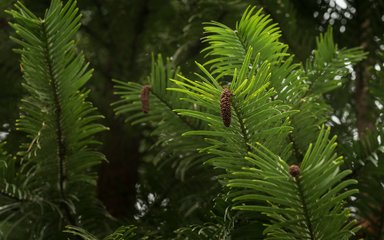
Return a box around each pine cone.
[220,88,232,127]
[289,164,301,178]
[141,85,151,113]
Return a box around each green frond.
[112,5,365,239]
[113,54,193,128]
[291,28,365,154]
[202,6,307,105]
[9,0,107,181]
[343,127,384,238]
[306,27,366,95]
[174,223,230,240]
[103,226,141,240]
[354,160,384,238]
[113,54,209,180]
[64,225,98,240]
[113,54,219,228]
[173,192,265,240]
[228,127,358,240]
[0,146,45,238]
[0,1,374,239]
[173,195,236,240]
[203,7,285,75]
[290,100,332,154]
[172,48,295,171]
[65,225,163,240]
[4,0,108,237]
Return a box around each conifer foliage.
[111,5,366,240]
[0,0,380,239]
[0,0,108,238]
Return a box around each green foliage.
[113,54,220,235]
[306,27,366,95]
[114,55,206,178]
[0,0,109,238]
[229,127,359,239]
[171,49,295,165]
[174,223,231,240]
[291,27,366,153]
[112,4,365,239]
[203,6,306,105]
[65,225,154,240]
[341,128,384,239]
[0,0,382,239]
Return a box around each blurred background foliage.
[0,0,383,238]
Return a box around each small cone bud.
[220,88,232,127]
[140,85,151,113]
[289,164,300,178]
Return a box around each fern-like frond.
[202,6,307,105]
[102,226,140,240]
[64,225,98,240]
[171,48,295,171]
[113,54,208,180]
[0,145,45,239]
[65,225,160,240]
[342,127,384,239]
[114,54,189,126]
[290,100,332,155]
[5,0,108,237]
[113,54,219,231]
[203,7,285,76]
[174,223,230,240]
[354,160,384,239]
[227,127,358,240]
[292,28,365,154]
[305,27,366,95]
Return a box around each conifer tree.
[0,0,383,239]
[0,1,109,239]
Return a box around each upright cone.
[220,88,232,127]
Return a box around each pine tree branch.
[41,21,67,201]
[0,190,23,202]
[0,180,42,203]
[40,21,76,226]
[296,177,315,240]
[150,89,197,131]
[232,101,251,152]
